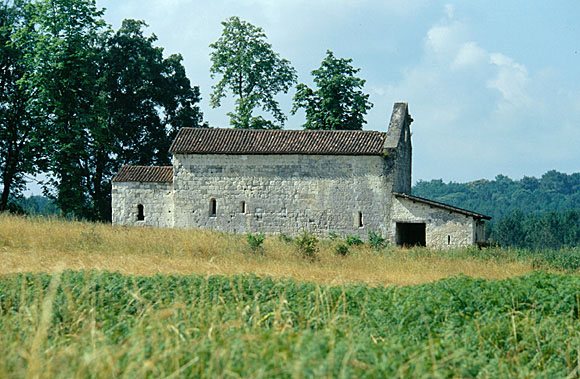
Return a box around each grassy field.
[2,270,580,377]
[2,214,580,377]
[0,214,551,286]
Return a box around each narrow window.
[240,201,246,214]
[448,235,451,245]
[137,204,144,221]
[358,212,364,228]
[210,198,217,217]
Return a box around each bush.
[278,234,293,243]
[345,235,363,246]
[368,231,387,249]
[295,231,318,260]
[334,243,349,256]
[246,233,265,252]
[328,232,339,241]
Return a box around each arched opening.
[137,204,144,221]
[210,198,217,217]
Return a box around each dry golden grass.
[0,214,537,286]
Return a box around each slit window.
[448,235,451,245]
[137,204,144,221]
[240,201,246,214]
[358,212,364,228]
[210,198,217,217]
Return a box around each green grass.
[1,270,580,377]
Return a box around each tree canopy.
[209,16,297,129]
[0,0,46,212]
[0,0,203,221]
[292,50,373,130]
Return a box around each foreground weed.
[246,233,265,253]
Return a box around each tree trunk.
[0,170,14,212]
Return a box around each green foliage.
[0,0,47,212]
[278,233,293,243]
[492,210,580,250]
[368,230,387,249]
[328,232,339,241]
[1,270,580,376]
[11,195,59,216]
[6,1,203,221]
[413,171,580,222]
[292,50,373,130]
[209,16,297,129]
[294,231,318,259]
[246,233,265,252]
[334,242,349,256]
[345,235,363,246]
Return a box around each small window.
[358,212,364,228]
[137,204,144,221]
[448,235,451,245]
[240,201,246,214]
[210,198,217,217]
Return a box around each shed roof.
[112,165,173,183]
[393,192,491,220]
[169,128,388,155]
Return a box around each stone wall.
[112,181,173,227]
[172,153,395,237]
[390,196,476,249]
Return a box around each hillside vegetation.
[1,270,580,377]
[414,170,580,249]
[414,170,580,221]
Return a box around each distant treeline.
[413,170,580,249]
[8,195,59,216]
[492,210,580,250]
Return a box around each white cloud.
[444,3,454,19]
[487,53,531,107]
[425,22,464,56]
[452,42,487,69]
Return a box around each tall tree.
[105,19,204,167]
[209,16,296,129]
[31,0,203,221]
[31,0,110,220]
[0,0,46,212]
[292,50,373,130]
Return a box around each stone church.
[112,103,490,248]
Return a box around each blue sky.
[29,1,580,194]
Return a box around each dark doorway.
[396,222,426,247]
[137,204,144,221]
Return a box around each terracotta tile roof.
[394,192,492,220]
[169,128,388,155]
[112,166,173,183]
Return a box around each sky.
[25,1,580,194]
